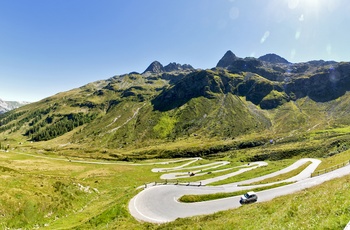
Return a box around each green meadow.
[1,125,350,229]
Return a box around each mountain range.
[1,50,350,159]
[0,99,29,114]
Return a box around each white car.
[239,191,258,204]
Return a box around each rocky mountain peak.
[258,53,289,64]
[143,61,194,74]
[164,62,194,72]
[143,61,164,74]
[216,50,239,68]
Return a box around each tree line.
[25,113,97,141]
[0,109,51,133]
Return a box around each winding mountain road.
[129,158,350,223]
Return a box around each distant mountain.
[0,99,30,114]
[143,61,194,74]
[1,50,350,157]
[164,62,194,72]
[217,52,289,67]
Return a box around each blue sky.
[1,0,350,101]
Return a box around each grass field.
[1,129,350,229]
[0,150,158,229]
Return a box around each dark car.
[239,191,258,204]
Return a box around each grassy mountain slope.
[3,54,350,228]
[2,64,350,161]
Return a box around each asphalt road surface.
[129,158,350,223]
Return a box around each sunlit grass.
[311,149,350,177]
[2,135,350,229]
[316,149,350,170]
[312,126,350,135]
[0,150,160,229]
[170,167,244,183]
[242,161,311,185]
[179,182,292,203]
[208,159,295,186]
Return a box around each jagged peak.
[163,62,194,72]
[223,50,236,58]
[143,61,194,74]
[143,61,164,74]
[216,50,239,68]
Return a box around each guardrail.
[144,160,350,187]
[144,180,202,188]
[311,160,350,177]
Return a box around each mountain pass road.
[129,158,350,223]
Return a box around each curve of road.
[129,158,350,224]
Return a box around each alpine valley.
[2,51,350,229]
[2,51,350,159]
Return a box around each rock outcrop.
[143,61,194,74]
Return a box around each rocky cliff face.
[284,62,350,102]
[141,51,350,111]
[152,70,240,111]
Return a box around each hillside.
[1,52,350,160]
[3,52,350,229]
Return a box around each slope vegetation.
[1,53,350,161]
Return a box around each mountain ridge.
[1,50,350,229]
[143,61,195,74]
[1,50,349,157]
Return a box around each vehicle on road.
[239,191,258,204]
